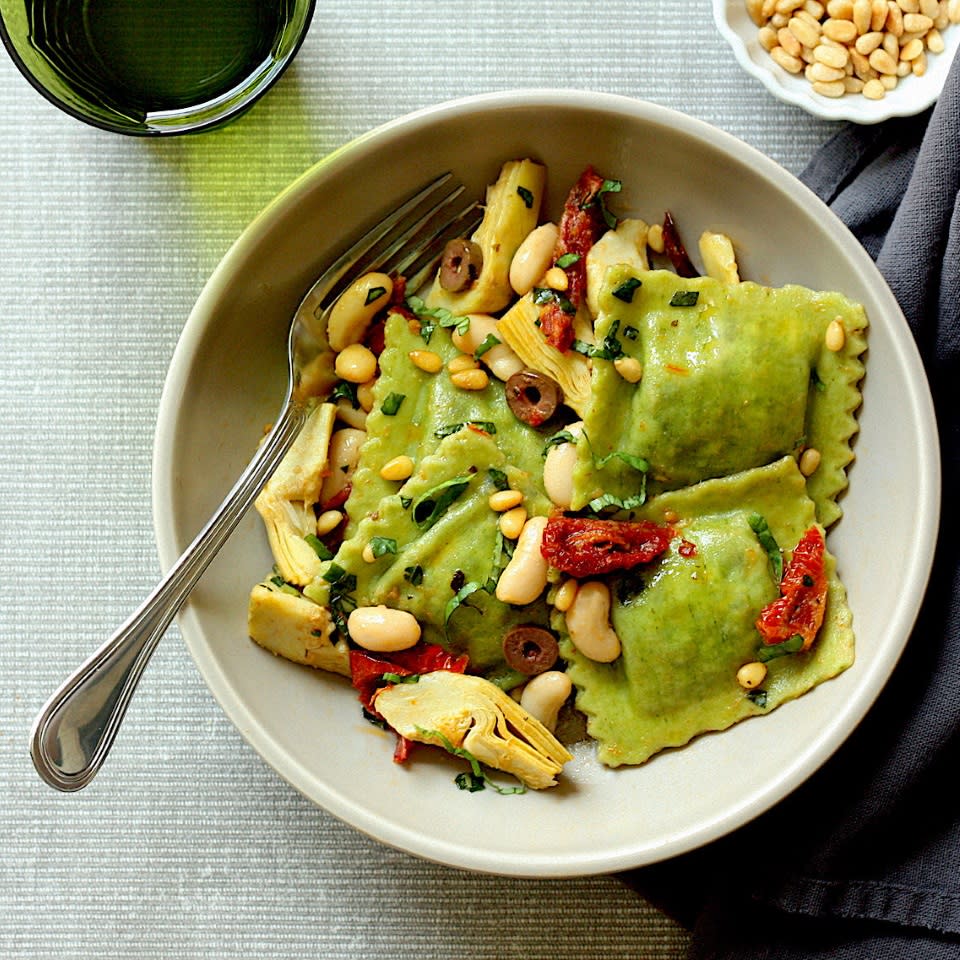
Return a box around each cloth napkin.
[627,50,960,959]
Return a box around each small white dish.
[714,0,958,123]
[152,90,940,876]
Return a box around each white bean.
[495,516,549,605]
[542,421,584,509]
[319,427,365,505]
[326,272,393,352]
[348,605,421,652]
[509,222,559,296]
[520,671,573,733]
[452,313,524,381]
[565,581,621,662]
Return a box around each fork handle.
[30,397,310,792]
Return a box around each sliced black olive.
[505,370,563,427]
[439,238,483,292]
[502,625,559,676]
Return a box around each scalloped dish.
[246,159,868,793]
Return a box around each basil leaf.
[434,420,497,439]
[381,392,405,416]
[555,252,580,269]
[399,495,412,510]
[612,277,642,303]
[623,325,639,340]
[587,486,647,513]
[329,380,360,408]
[474,333,501,358]
[364,285,387,306]
[542,429,577,457]
[516,185,534,209]
[368,536,398,558]
[444,580,483,629]
[417,726,526,796]
[571,319,624,361]
[411,476,472,531]
[746,689,769,708]
[669,289,700,307]
[487,467,509,490]
[406,295,471,336]
[532,287,575,314]
[748,513,783,583]
[756,634,805,662]
[403,564,424,586]
[597,178,622,229]
[381,672,419,685]
[304,534,334,561]
[594,449,649,472]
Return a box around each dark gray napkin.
[626,51,960,959]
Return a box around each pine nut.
[896,0,919,10]
[799,447,823,476]
[880,71,900,86]
[362,543,376,563]
[448,353,479,374]
[348,606,421,652]
[863,76,887,95]
[408,349,443,373]
[380,454,414,481]
[315,509,344,536]
[356,378,377,413]
[926,25,945,48]
[614,356,644,383]
[519,671,572,734]
[780,24,804,52]
[844,74,866,90]
[543,266,569,291]
[450,368,490,391]
[824,15,859,38]
[883,28,901,54]
[903,8,933,22]
[771,44,805,70]
[949,0,960,24]
[887,1,905,33]
[869,46,899,69]
[826,318,847,350]
[853,0,874,30]
[856,29,885,50]
[827,0,853,15]
[647,223,666,253]
[813,78,848,94]
[810,60,847,79]
[814,40,851,64]
[737,661,768,689]
[912,50,928,72]
[871,0,889,29]
[489,489,524,511]
[789,13,822,43]
[805,0,826,15]
[919,0,939,16]
[553,578,579,613]
[335,343,377,384]
[498,506,528,540]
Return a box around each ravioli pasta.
[248,159,867,790]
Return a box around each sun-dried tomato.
[755,526,827,651]
[540,166,610,352]
[540,516,673,578]
[320,483,351,512]
[661,211,699,278]
[350,643,469,763]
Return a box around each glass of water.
[0,0,315,135]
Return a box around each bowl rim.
[712,0,953,123]
[152,89,941,876]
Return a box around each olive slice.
[505,370,563,427]
[502,625,559,676]
[438,238,483,292]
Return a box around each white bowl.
[714,0,959,122]
[153,90,940,877]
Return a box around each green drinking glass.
[0,0,315,135]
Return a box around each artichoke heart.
[425,158,546,315]
[254,402,337,585]
[585,218,649,317]
[373,671,572,789]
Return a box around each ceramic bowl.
[153,90,939,876]
[714,0,958,123]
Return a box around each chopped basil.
[406,295,471,341]
[403,564,424,586]
[444,579,483,631]
[329,379,360,408]
[487,467,509,490]
[616,571,647,606]
[304,534,334,561]
[323,564,358,638]
[516,185,535,209]
[594,449,649,473]
[381,392,405,416]
[364,285,387,306]
[810,368,826,393]
[587,489,647,513]
[623,325,639,340]
[434,420,497,439]
[417,726,526,795]
[399,495,412,510]
[748,513,783,583]
[368,536,398,558]
[555,252,581,269]
[571,319,625,361]
[474,333,501,358]
[669,289,700,307]
[746,689,769,708]
[756,634,805,662]
[612,277,643,303]
[411,476,472,531]
[542,429,578,456]
[582,178,622,230]
[323,562,350,585]
[533,286,575,314]
[382,672,420,685]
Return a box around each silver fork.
[30,173,483,792]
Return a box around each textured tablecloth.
[0,4,841,957]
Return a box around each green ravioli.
[571,268,867,526]
[559,457,855,766]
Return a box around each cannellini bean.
[542,421,584,509]
[319,427,365,505]
[509,222,559,296]
[520,671,573,733]
[348,605,421,652]
[565,581,621,663]
[334,398,368,430]
[452,312,524,381]
[495,516,549,605]
[326,272,392,352]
